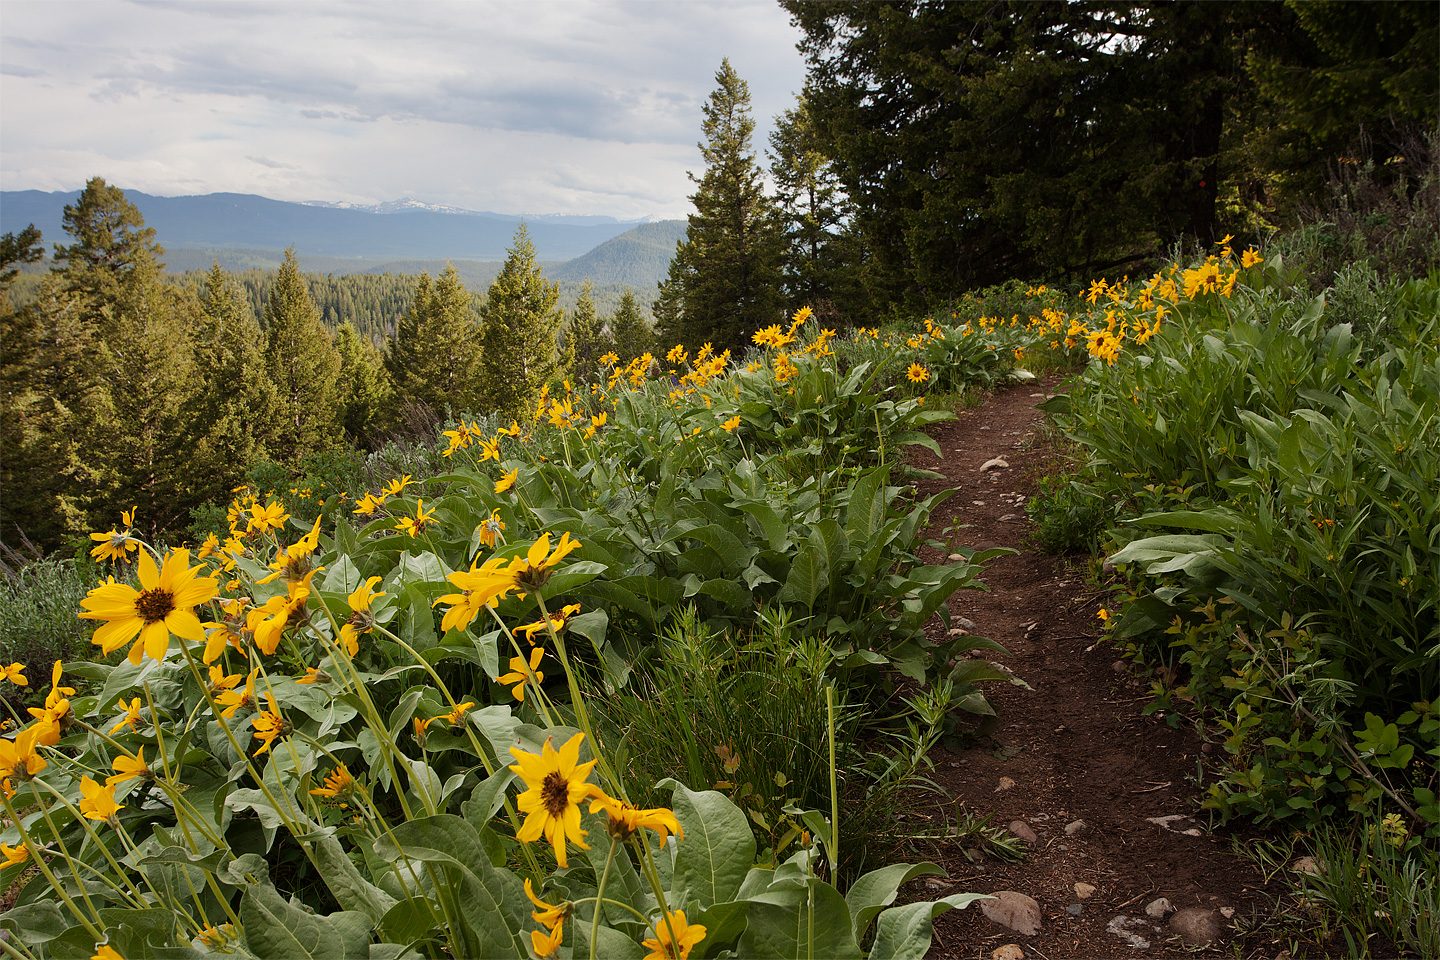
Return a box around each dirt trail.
[898,376,1285,960]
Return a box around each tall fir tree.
[477,225,563,418]
[263,248,341,463]
[188,263,279,502]
[608,288,652,362]
[335,322,392,446]
[768,96,869,324]
[655,59,785,353]
[564,280,606,385]
[1,227,51,545]
[385,264,483,422]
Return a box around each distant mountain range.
[0,189,684,270]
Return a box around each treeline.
[0,180,659,551]
[653,1,1437,353]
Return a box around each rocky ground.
[894,374,1324,960]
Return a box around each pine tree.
[264,248,341,463]
[608,288,652,362]
[335,322,392,446]
[565,280,606,385]
[188,263,279,501]
[769,97,866,323]
[385,265,483,422]
[477,225,563,418]
[655,59,785,353]
[52,177,164,322]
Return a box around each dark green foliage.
[476,225,563,417]
[564,280,607,385]
[0,224,43,287]
[656,60,785,353]
[263,248,342,462]
[384,266,484,424]
[334,321,393,447]
[188,262,280,503]
[783,1,1437,308]
[608,288,653,362]
[768,97,867,324]
[1024,474,1113,555]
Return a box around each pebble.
[1008,820,1038,844]
[1291,856,1322,875]
[980,891,1043,937]
[947,553,965,562]
[1112,660,1128,673]
[991,946,1025,960]
[1064,819,1088,836]
[1168,907,1224,947]
[1066,903,1083,916]
[1074,882,1096,900]
[995,776,1016,792]
[980,457,1010,472]
[1106,915,1153,949]
[1144,897,1174,919]
[1146,815,1203,836]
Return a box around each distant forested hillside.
[550,220,686,286]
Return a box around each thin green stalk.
[826,684,839,876]
[2,791,103,938]
[589,837,618,960]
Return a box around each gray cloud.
[0,0,807,218]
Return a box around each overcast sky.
[1,0,809,220]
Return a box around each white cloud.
[0,0,807,219]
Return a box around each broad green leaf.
[0,900,66,942]
[372,815,529,958]
[736,882,862,960]
[661,779,755,907]
[845,862,945,945]
[240,882,372,959]
[313,836,397,924]
[866,894,990,960]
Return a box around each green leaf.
[736,882,862,959]
[239,882,372,959]
[372,814,529,958]
[660,779,755,907]
[313,836,397,924]
[0,901,66,943]
[845,862,945,945]
[866,894,991,960]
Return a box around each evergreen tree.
[188,263,279,501]
[565,280,606,385]
[335,322,392,447]
[609,288,652,362]
[90,280,207,537]
[263,248,341,462]
[768,97,865,323]
[1,225,44,288]
[385,265,483,422]
[52,177,164,318]
[655,59,785,353]
[477,225,563,418]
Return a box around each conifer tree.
[477,225,563,417]
[565,280,606,385]
[335,322,392,447]
[263,248,341,462]
[769,97,866,323]
[609,288,652,362]
[655,59,785,353]
[385,265,483,422]
[188,263,279,500]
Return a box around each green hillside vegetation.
[548,219,687,285]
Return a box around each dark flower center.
[540,771,570,818]
[135,588,176,625]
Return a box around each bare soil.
[897,375,1311,960]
